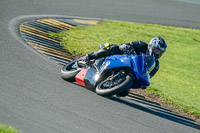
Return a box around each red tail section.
[75,68,88,86]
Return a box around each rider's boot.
[86,53,95,65]
[141,86,147,89]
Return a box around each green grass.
[50,20,200,117]
[0,125,19,133]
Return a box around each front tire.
[96,74,133,97]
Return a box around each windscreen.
[144,54,155,74]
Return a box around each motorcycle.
[61,46,156,97]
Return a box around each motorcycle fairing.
[75,59,106,90]
[75,68,88,86]
[105,55,132,69]
[83,67,98,90]
[76,54,151,89]
[131,55,150,86]
[104,54,150,86]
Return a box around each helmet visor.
[153,48,164,59]
[153,48,164,55]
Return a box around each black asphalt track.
[0,0,200,133]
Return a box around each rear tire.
[61,57,86,82]
[96,74,133,97]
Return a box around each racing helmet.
[148,37,167,59]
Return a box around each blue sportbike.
[61,49,156,97]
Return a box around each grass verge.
[0,125,19,133]
[50,20,200,118]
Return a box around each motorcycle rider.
[86,37,167,80]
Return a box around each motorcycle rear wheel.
[61,57,86,82]
[96,74,133,97]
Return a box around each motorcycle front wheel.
[95,74,133,97]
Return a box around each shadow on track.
[72,82,200,130]
[107,96,200,130]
